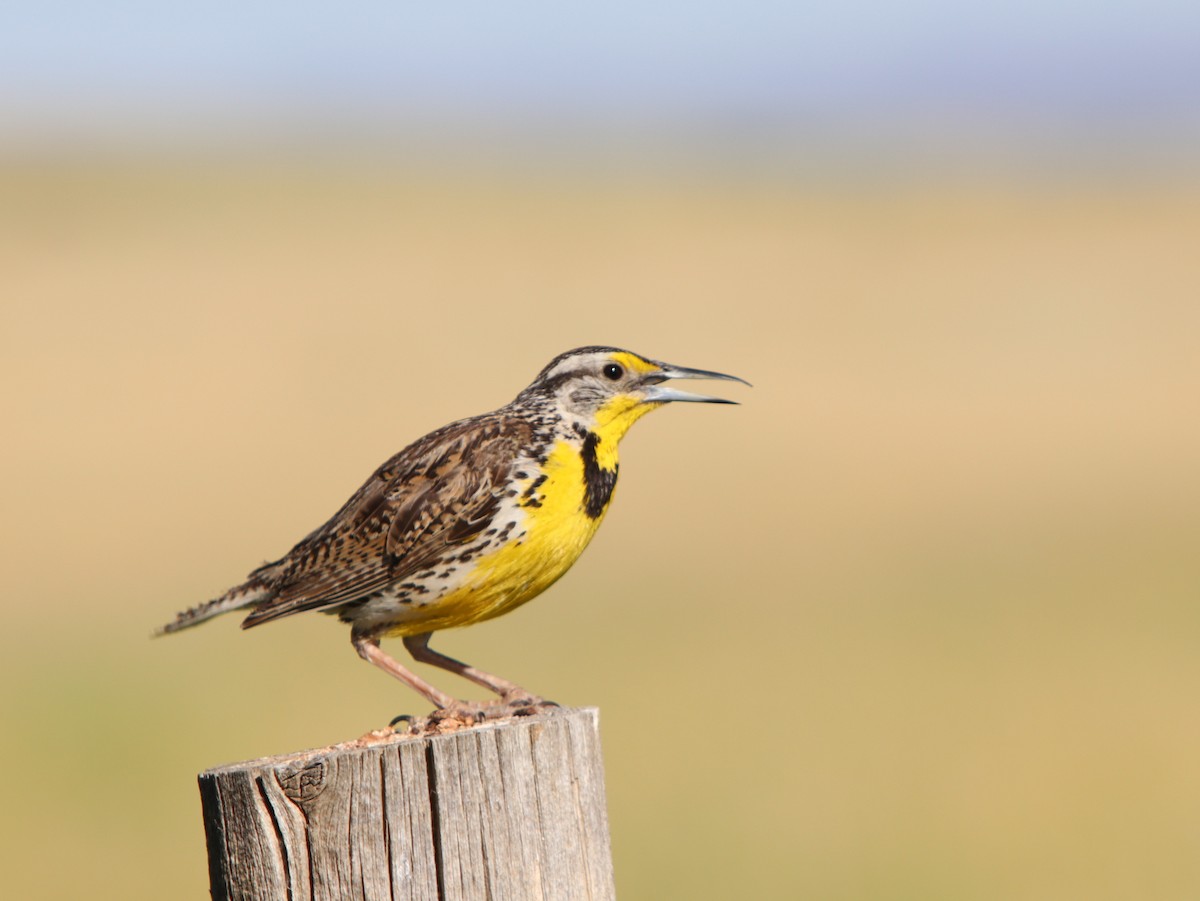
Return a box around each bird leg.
[353,634,459,710]
[353,632,553,733]
[403,632,544,707]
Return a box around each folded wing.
[241,414,531,628]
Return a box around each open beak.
[640,361,751,405]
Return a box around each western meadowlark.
[159,346,747,718]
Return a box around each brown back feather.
[241,413,532,628]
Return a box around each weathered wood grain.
[199,707,615,900]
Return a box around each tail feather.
[156,580,273,636]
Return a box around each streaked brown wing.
[241,414,530,628]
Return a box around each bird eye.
[603,363,624,380]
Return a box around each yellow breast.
[389,438,612,635]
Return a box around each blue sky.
[2,1,1198,158]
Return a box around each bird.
[159,346,747,720]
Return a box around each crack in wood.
[379,751,397,901]
[424,741,447,901]
[255,775,294,901]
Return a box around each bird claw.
[430,703,487,725]
[386,695,561,736]
[502,695,561,717]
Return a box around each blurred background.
[3,2,1200,899]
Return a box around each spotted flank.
[159,346,748,712]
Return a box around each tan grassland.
[2,162,1199,899]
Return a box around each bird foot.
[497,692,560,718]
[388,695,561,735]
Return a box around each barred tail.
[155,579,274,636]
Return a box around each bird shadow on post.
[197,707,615,901]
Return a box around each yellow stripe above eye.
[609,351,659,375]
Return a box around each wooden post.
[198,707,615,901]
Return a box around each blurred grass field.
[2,162,1199,899]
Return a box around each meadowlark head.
[517,346,749,440]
